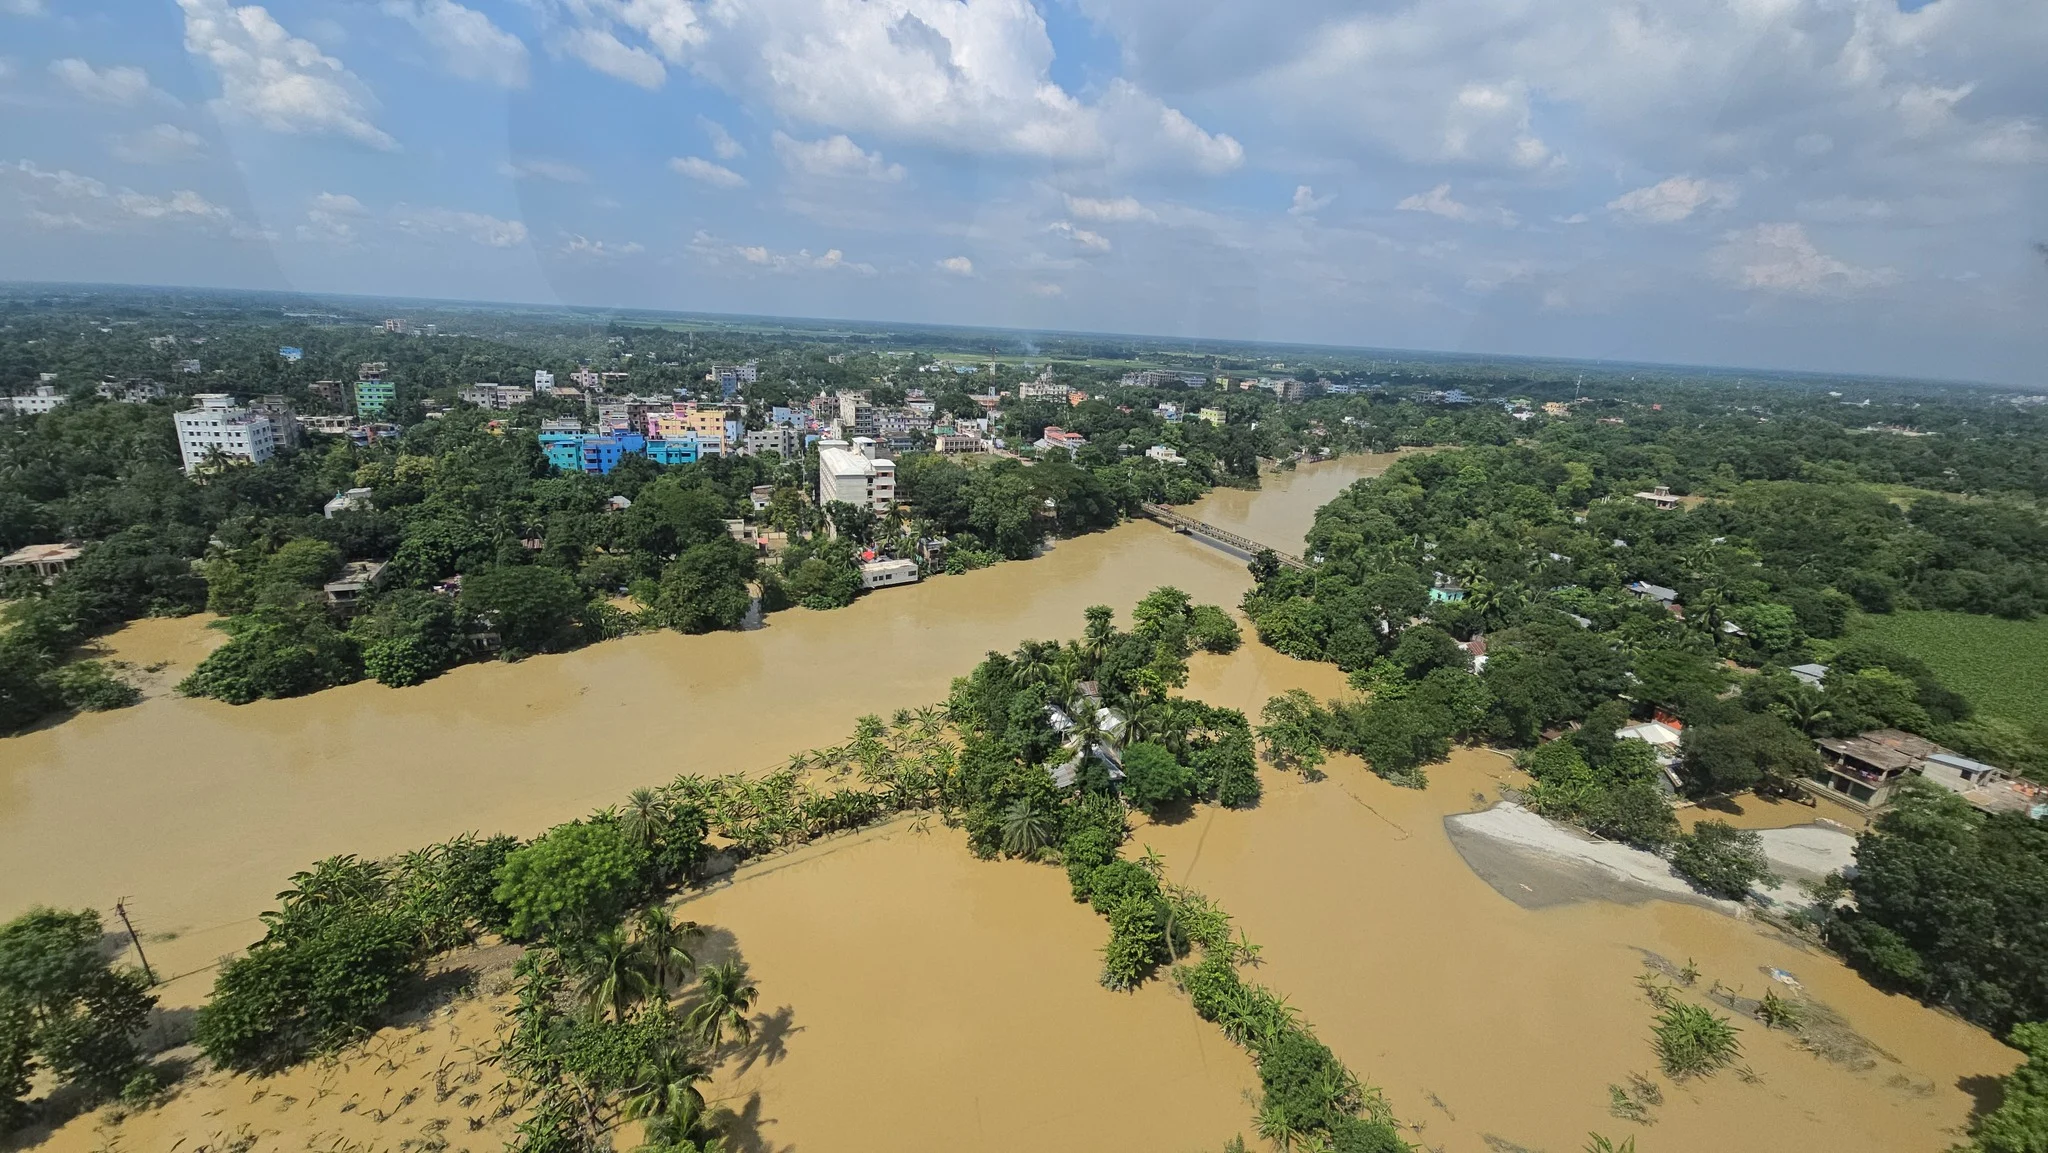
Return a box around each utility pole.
[113,898,156,986]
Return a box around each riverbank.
[6,450,2018,1153]
[1129,750,2016,1153]
[0,454,1404,1011]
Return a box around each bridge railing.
[1137,503,1309,570]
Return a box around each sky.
[1,0,2044,385]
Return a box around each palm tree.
[1082,605,1114,671]
[622,1036,711,1143]
[620,788,672,849]
[684,961,758,1051]
[999,796,1057,856]
[1686,586,1728,639]
[1014,641,1058,689]
[575,927,655,1021]
[634,906,701,996]
[1774,686,1833,735]
[1062,693,1109,750]
[1125,697,1185,757]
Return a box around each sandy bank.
[1754,823,1859,882]
[1447,801,1740,913]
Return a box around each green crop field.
[1851,610,2048,730]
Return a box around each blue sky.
[1,0,2044,384]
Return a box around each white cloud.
[551,0,1239,172]
[384,0,528,88]
[394,204,528,247]
[1026,282,1063,297]
[1395,183,1517,227]
[1289,184,1334,217]
[1709,223,1899,297]
[177,0,396,149]
[669,155,747,188]
[1606,176,1737,224]
[561,233,643,257]
[772,132,905,182]
[699,116,744,159]
[1064,194,1154,223]
[502,156,589,183]
[110,124,206,164]
[1048,220,1110,251]
[937,255,973,275]
[559,25,663,90]
[7,160,235,232]
[3,0,45,16]
[690,230,875,273]
[50,59,156,105]
[1966,119,2047,165]
[298,190,365,242]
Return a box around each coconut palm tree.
[1772,685,1833,735]
[575,927,655,1021]
[999,796,1058,857]
[1014,641,1058,689]
[684,961,758,1051]
[622,1036,711,1142]
[1686,586,1728,639]
[634,906,701,996]
[620,788,672,850]
[1082,605,1114,671]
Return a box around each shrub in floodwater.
[1585,1135,1637,1153]
[493,822,650,942]
[1756,988,1804,1031]
[49,660,141,711]
[196,907,418,1072]
[1189,604,1242,654]
[1062,826,1120,901]
[1099,893,1165,991]
[1652,1001,1742,1079]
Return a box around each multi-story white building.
[5,385,68,416]
[836,391,875,438]
[1017,378,1070,401]
[534,369,555,390]
[708,362,758,394]
[175,394,282,473]
[458,382,536,410]
[817,437,895,518]
[95,379,166,404]
[744,426,801,459]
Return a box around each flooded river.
[4,452,2017,1153]
[1133,753,2015,1152]
[0,455,1397,1001]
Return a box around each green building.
[354,377,395,415]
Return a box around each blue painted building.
[539,430,705,474]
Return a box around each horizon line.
[0,279,2019,394]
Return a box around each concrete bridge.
[1137,503,1310,570]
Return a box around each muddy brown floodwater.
[3,452,2018,1153]
[1132,752,2017,1153]
[0,455,1400,1006]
